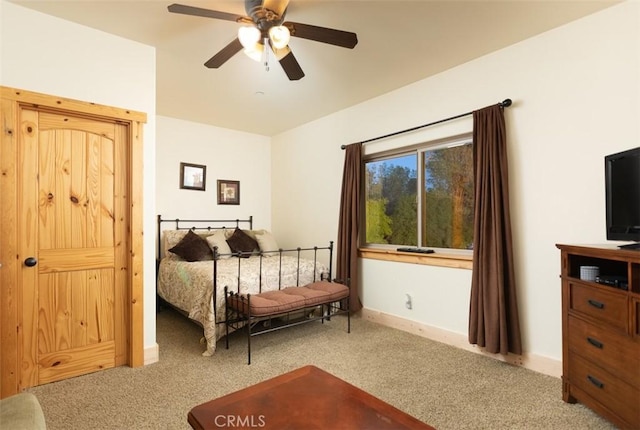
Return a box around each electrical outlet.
[405,293,412,310]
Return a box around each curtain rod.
[341,98,512,149]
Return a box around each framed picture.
[180,162,206,191]
[217,180,240,205]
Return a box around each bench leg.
[247,321,252,365]
[225,287,230,350]
[347,296,351,334]
[247,295,252,365]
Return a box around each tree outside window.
[364,140,474,250]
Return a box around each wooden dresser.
[557,244,640,429]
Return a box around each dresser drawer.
[569,282,628,331]
[568,316,640,387]
[569,353,640,427]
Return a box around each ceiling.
[9,0,619,136]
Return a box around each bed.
[156,216,331,356]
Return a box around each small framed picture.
[180,162,206,191]
[217,180,240,205]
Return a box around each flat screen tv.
[605,146,640,249]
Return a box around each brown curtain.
[469,104,522,355]
[336,142,363,311]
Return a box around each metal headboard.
[156,214,253,261]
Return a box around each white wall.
[1,1,158,353]
[271,1,640,369]
[155,116,271,228]
[5,0,637,372]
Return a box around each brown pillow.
[226,228,259,256]
[168,230,213,262]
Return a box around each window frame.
[360,133,474,267]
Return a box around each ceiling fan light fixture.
[238,25,261,48]
[243,43,264,62]
[268,25,290,49]
[168,2,358,81]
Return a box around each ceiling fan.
[168,0,358,80]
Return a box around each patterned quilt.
[157,255,328,356]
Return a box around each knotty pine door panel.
[19,109,129,387]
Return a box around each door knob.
[24,257,38,267]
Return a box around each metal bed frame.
[156,214,253,313]
[156,216,346,360]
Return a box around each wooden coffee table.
[188,365,434,430]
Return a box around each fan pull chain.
[262,37,270,72]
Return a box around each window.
[365,154,418,246]
[364,137,474,251]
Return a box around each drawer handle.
[586,337,603,349]
[587,375,604,389]
[587,299,604,309]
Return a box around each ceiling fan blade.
[168,4,245,23]
[263,0,290,18]
[204,38,243,68]
[273,46,304,81]
[284,22,358,49]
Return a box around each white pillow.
[206,229,232,258]
[255,230,280,257]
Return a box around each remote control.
[396,247,435,254]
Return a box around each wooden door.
[1,87,145,397]
[18,109,129,386]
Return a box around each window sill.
[358,247,473,270]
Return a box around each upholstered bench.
[225,280,350,364]
[0,392,47,430]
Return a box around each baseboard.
[360,308,561,378]
[144,343,159,365]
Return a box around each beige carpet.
[28,308,615,430]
